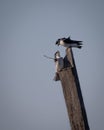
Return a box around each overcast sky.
[0,0,104,130]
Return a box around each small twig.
[43,55,55,60]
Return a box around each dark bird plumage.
[55,36,83,48]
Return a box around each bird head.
[54,51,60,59]
[55,39,60,46]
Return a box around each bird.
[53,51,64,81]
[54,51,64,72]
[55,36,83,48]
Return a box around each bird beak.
[55,41,58,45]
[56,42,60,46]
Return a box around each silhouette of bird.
[55,36,83,49]
[54,51,64,72]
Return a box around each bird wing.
[71,40,82,43]
[63,38,71,43]
[65,38,83,44]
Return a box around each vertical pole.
[58,48,90,130]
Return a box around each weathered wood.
[65,48,74,67]
[59,69,85,130]
[58,48,90,130]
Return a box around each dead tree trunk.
[58,48,90,130]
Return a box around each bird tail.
[78,45,82,49]
[78,41,83,45]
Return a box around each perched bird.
[53,51,64,81]
[54,51,64,72]
[55,36,83,48]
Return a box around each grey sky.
[0,0,104,130]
